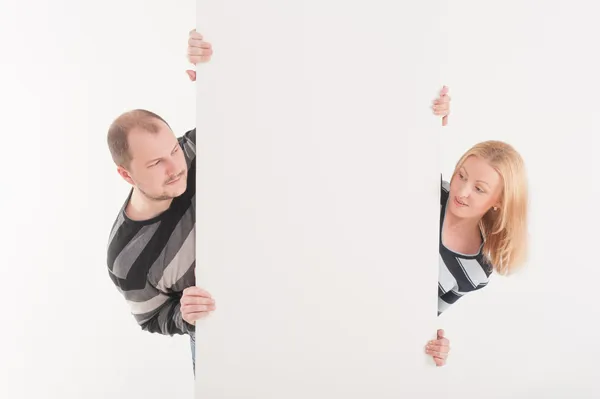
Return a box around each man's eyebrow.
[146,143,179,165]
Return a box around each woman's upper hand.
[425,328,450,366]
[186,29,213,81]
[432,86,450,126]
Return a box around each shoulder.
[477,252,495,277]
[440,176,450,204]
[178,128,197,166]
[441,179,450,192]
[179,128,196,150]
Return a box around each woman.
[187,31,529,367]
[428,89,529,365]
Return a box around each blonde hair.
[451,140,529,276]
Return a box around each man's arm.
[108,268,194,336]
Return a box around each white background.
[1,1,599,399]
[0,1,197,398]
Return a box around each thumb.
[439,85,449,96]
[442,115,448,126]
[437,329,444,339]
[186,70,196,81]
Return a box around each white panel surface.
[195,2,444,397]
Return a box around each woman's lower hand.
[425,328,450,366]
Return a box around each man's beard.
[140,171,186,201]
[140,189,176,201]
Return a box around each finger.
[180,296,215,306]
[188,37,203,47]
[433,356,446,367]
[184,311,212,323]
[426,348,448,359]
[426,342,449,353]
[181,293,215,305]
[189,29,203,40]
[439,86,449,97]
[188,38,212,49]
[442,115,448,126]
[190,49,213,60]
[186,70,196,81]
[428,344,450,355]
[427,344,448,361]
[181,304,216,314]
[188,47,213,57]
[183,286,212,298]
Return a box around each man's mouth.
[166,173,184,185]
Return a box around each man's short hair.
[107,109,171,168]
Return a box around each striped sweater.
[106,132,492,336]
[437,178,493,315]
[107,128,197,336]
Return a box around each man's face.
[448,155,503,218]
[119,124,188,201]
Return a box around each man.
[105,30,215,375]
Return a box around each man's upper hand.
[186,29,213,81]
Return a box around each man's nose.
[164,159,178,176]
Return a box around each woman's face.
[448,155,503,219]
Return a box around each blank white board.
[195,2,445,397]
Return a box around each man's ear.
[117,166,135,186]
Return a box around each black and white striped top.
[438,179,493,315]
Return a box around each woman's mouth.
[454,197,468,207]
